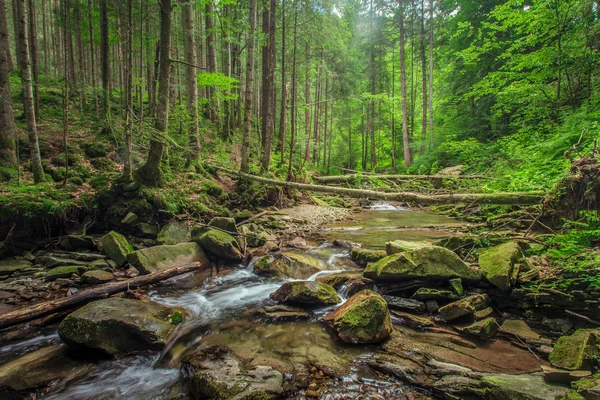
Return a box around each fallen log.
[211,165,543,206]
[314,173,492,184]
[0,263,206,330]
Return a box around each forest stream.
[0,203,570,400]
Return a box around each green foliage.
[168,310,184,325]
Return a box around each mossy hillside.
[364,246,480,282]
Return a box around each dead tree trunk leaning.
[135,0,172,186]
[16,0,45,182]
[209,165,544,206]
[0,264,207,330]
[0,0,17,167]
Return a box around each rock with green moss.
[549,329,600,371]
[571,373,600,399]
[478,242,523,291]
[194,229,243,262]
[97,231,134,267]
[254,252,328,279]
[58,297,178,355]
[479,373,569,399]
[0,259,35,277]
[350,248,387,266]
[208,217,238,234]
[45,265,87,281]
[232,209,253,223]
[458,317,498,340]
[127,242,209,274]
[363,246,480,283]
[385,240,429,256]
[501,319,551,346]
[411,288,458,301]
[270,281,341,307]
[325,290,392,344]
[239,223,268,248]
[156,221,191,245]
[137,223,159,239]
[316,272,362,290]
[81,270,114,284]
[88,259,111,271]
[437,294,489,321]
[0,344,93,396]
[449,278,464,296]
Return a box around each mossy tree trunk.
[0,0,17,168]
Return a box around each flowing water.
[1,204,472,399]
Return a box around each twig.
[565,310,600,326]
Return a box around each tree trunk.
[327,95,334,173]
[205,0,217,122]
[278,0,286,165]
[74,3,87,109]
[16,0,44,182]
[428,0,434,149]
[136,0,171,186]
[312,61,321,163]
[322,75,329,169]
[182,1,199,160]
[62,0,69,185]
[240,0,256,172]
[399,0,412,167]
[123,0,133,180]
[0,0,17,167]
[286,0,297,180]
[26,0,39,119]
[419,0,427,155]
[99,0,110,117]
[0,264,208,330]
[260,0,276,172]
[391,46,397,170]
[303,42,311,162]
[88,0,99,117]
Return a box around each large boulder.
[549,329,600,371]
[350,248,387,266]
[156,220,191,245]
[325,290,392,344]
[193,229,243,262]
[363,246,480,283]
[97,231,134,267]
[127,242,209,274]
[208,217,238,234]
[58,297,179,355]
[254,252,328,279]
[458,317,498,340]
[270,281,341,308]
[385,240,429,256]
[478,242,523,290]
[437,294,489,321]
[45,265,87,281]
[239,223,269,248]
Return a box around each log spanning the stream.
[314,173,491,184]
[210,165,544,205]
[0,263,206,331]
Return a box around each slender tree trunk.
[391,46,397,170]
[399,0,411,167]
[88,0,99,117]
[303,42,311,162]
[41,0,48,73]
[428,0,434,149]
[347,101,351,168]
[240,0,256,172]
[123,0,133,180]
[16,0,44,182]
[74,3,86,108]
[260,0,276,171]
[278,0,286,165]
[286,0,297,180]
[12,0,21,69]
[99,0,110,118]
[205,0,217,122]
[136,0,171,186]
[182,1,199,160]
[27,0,39,119]
[322,75,329,169]
[312,63,321,163]
[361,104,366,170]
[0,0,17,167]
[419,0,427,155]
[62,0,69,184]
[327,95,333,173]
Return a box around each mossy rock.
[232,209,253,222]
[239,224,268,248]
[200,181,224,197]
[325,290,392,344]
[194,229,243,262]
[208,217,238,234]
[478,241,523,291]
[58,297,177,355]
[458,317,498,340]
[137,223,159,239]
[97,231,134,267]
[437,294,489,321]
[549,329,600,371]
[254,252,327,279]
[385,240,429,256]
[350,248,387,266]
[45,265,87,281]
[449,278,464,296]
[315,272,362,290]
[571,373,600,399]
[127,242,209,274]
[157,220,191,245]
[364,246,480,283]
[270,281,341,308]
[411,288,458,301]
[0,260,35,277]
[80,270,113,284]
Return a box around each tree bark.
[87,0,99,117]
[211,165,544,206]
[260,0,276,171]
[428,0,434,149]
[286,0,297,180]
[240,0,256,172]
[16,0,44,182]
[62,0,69,185]
[26,0,39,119]
[303,42,311,162]
[419,0,427,155]
[399,0,412,167]
[123,0,133,180]
[205,0,217,122]
[278,0,287,166]
[99,0,110,117]
[182,1,199,160]
[0,0,17,167]
[314,173,491,183]
[0,264,208,330]
[136,0,171,186]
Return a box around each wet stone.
[425,300,439,314]
[382,295,426,314]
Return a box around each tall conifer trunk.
[240,0,256,172]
